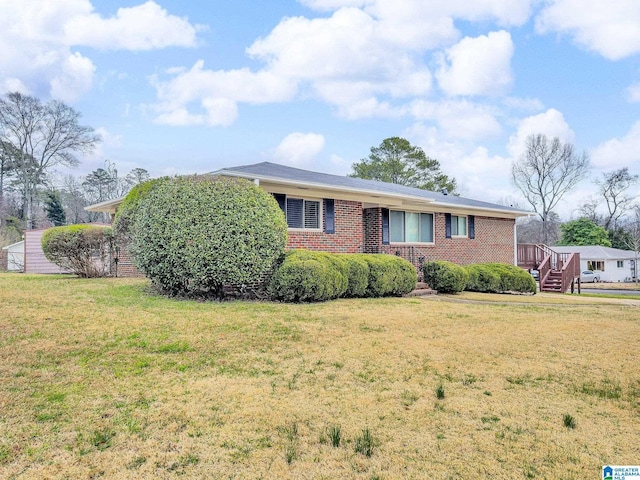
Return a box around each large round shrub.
[113,177,167,243]
[131,175,288,297]
[42,225,113,278]
[268,250,348,302]
[422,260,468,294]
[361,254,417,297]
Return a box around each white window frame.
[283,196,322,231]
[389,210,435,244]
[451,215,468,238]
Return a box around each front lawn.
[1,274,639,479]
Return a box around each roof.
[214,162,529,217]
[85,161,530,217]
[2,240,24,251]
[553,245,639,260]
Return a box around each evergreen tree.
[45,191,66,226]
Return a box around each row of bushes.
[268,250,417,302]
[423,260,536,294]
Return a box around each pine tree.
[45,191,66,226]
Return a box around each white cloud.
[507,108,574,157]
[151,61,295,126]
[536,0,640,60]
[64,1,202,50]
[274,132,326,166]
[436,31,514,97]
[627,83,640,103]
[0,0,202,101]
[405,123,514,201]
[590,121,640,170]
[410,100,502,140]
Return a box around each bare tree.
[0,92,100,229]
[621,206,640,282]
[596,167,638,230]
[512,134,589,244]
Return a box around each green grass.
[0,274,639,479]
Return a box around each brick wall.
[287,200,363,253]
[363,209,515,265]
[112,244,143,277]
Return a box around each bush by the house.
[483,263,537,293]
[360,254,417,297]
[41,225,113,278]
[338,254,369,297]
[112,177,167,243]
[268,250,349,302]
[422,260,468,294]
[464,263,502,293]
[131,175,287,298]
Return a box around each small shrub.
[354,427,376,457]
[422,261,468,294]
[338,254,369,297]
[563,414,576,429]
[435,384,445,400]
[268,250,348,302]
[464,264,501,292]
[484,263,537,293]
[41,225,113,278]
[360,254,417,297]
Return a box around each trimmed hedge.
[465,263,501,293]
[41,225,113,278]
[131,175,287,298]
[422,260,469,294]
[337,254,369,298]
[268,251,417,302]
[465,263,536,294]
[268,250,348,302]
[360,254,417,297]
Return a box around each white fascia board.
[84,196,125,212]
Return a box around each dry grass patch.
[0,274,639,479]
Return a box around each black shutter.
[381,208,390,245]
[469,215,475,239]
[445,213,451,239]
[324,199,335,234]
[273,193,286,213]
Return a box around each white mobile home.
[553,245,638,282]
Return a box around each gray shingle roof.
[216,162,528,215]
[552,245,639,259]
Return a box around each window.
[587,261,605,271]
[617,260,624,268]
[451,215,467,236]
[389,210,434,243]
[274,194,322,230]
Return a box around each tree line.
[0,92,148,246]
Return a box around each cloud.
[151,61,295,126]
[536,0,640,60]
[627,83,640,103]
[410,100,502,140]
[436,31,514,97]
[0,0,202,101]
[590,121,640,170]
[404,123,514,201]
[507,108,575,157]
[64,1,202,50]
[273,132,326,166]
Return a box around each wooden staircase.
[517,244,581,293]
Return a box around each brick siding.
[363,208,515,266]
[287,200,363,253]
